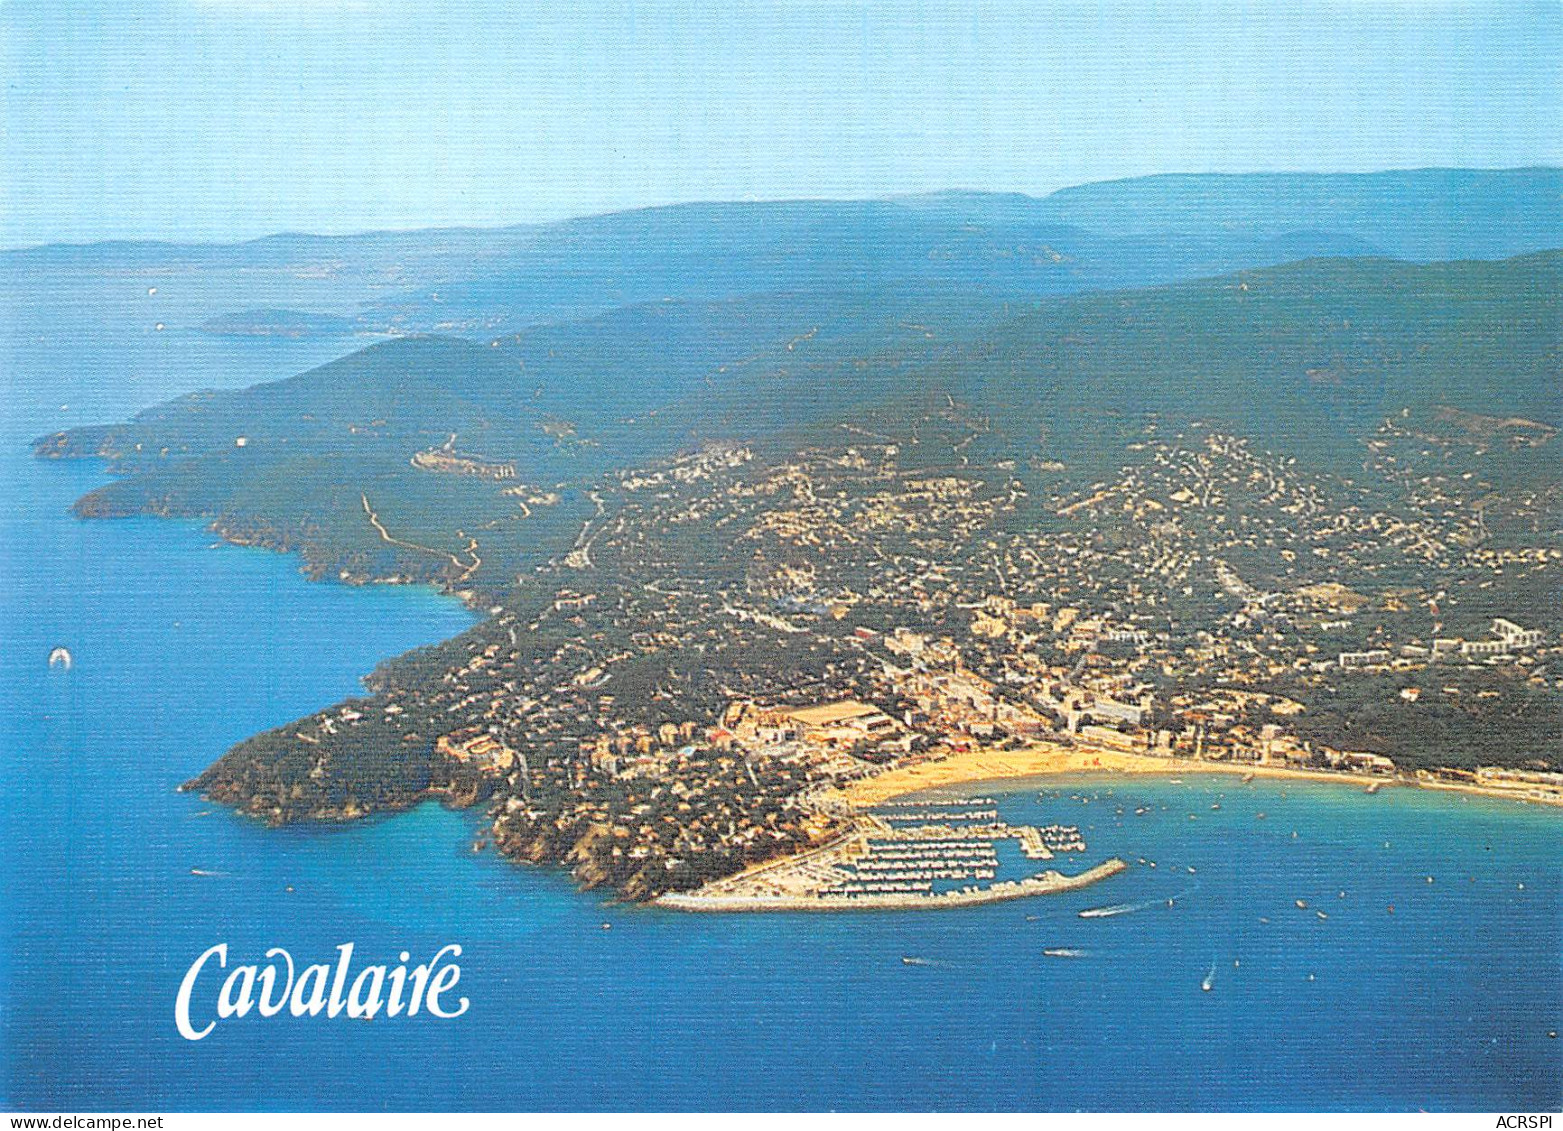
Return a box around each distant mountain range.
[8,168,1559,335]
[1029,167,1563,258]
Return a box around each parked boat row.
[877,808,1000,823]
[1038,824,1086,852]
[852,848,998,866]
[849,865,998,880]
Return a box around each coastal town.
[188,409,1563,904]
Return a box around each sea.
[2,263,1559,1113]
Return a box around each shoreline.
[829,742,1563,811]
[657,739,1562,913]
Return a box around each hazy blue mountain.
[9,169,1557,336]
[1030,167,1562,260]
[355,169,1563,331]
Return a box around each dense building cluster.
[192,411,1563,899]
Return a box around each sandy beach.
[832,742,1563,810]
[663,742,1560,914]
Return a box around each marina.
[658,804,1125,910]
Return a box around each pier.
[657,859,1128,912]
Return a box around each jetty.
[657,859,1127,912]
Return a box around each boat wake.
[1043,947,1091,959]
[1079,880,1201,919]
[1078,899,1155,919]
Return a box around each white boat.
[1078,903,1133,919]
[48,646,72,670]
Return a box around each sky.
[2,0,1559,247]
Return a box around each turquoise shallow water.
[2,271,1560,1111]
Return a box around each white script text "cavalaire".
[176,942,468,1040]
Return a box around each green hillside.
[918,253,1561,471]
[36,252,1561,600]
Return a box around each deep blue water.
[2,268,1560,1112]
